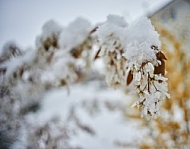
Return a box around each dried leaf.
[110,59,114,65]
[60,79,67,86]
[126,70,133,85]
[90,26,98,34]
[157,51,167,60]
[141,62,148,68]
[94,49,101,60]
[70,47,82,58]
[154,60,165,76]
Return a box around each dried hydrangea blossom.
[94,16,169,119]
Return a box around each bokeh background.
[0,0,190,149]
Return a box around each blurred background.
[0,0,171,49]
[0,0,190,148]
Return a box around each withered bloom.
[154,51,167,76]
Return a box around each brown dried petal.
[94,49,101,60]
[141,62,148,68]
[156,51,167,60]
[154,59,165,76]
[90,26,98,34]
[60,79,67,86]
[126,70,133,85]
[70,47,82,58]
[110,59,114,65]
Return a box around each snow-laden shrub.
[0,15,170,148]
[0,15,169,119]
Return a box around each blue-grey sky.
[0,0,171,49]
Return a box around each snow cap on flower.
[123,17,161,67]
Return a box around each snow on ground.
[26,81,149,149]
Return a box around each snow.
[41,20,62,41]
[25,81,148,149]
[1,48,36,79]
[92,15,169,118]
[1,0,190,147]
[1,13,170,148]
[93,15,126,47]
[59,17,92,50]
[94,16,160,67]
[1,57,23,78]
[35,20,62,49]
[123,17,160,67]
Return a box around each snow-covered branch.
[0,15,169,122]
[93,15,169,119]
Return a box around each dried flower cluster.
[93,16,169,119]
[140,12,190,148]
[129,46,170,119]
[93,15,132,88]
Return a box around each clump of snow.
[125,17,160,48]
[94,16,161,68]
[0,41,22,60]
[123,17,161,67]
[42,20,62,39]
[1,48,36,79]
[35,20,62,48]
[93,15,127,47]
[59,17,92,50]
